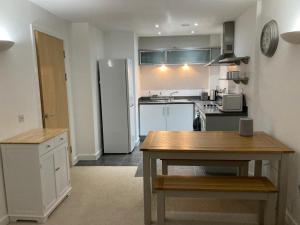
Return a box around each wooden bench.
[161,159,250,176]
[154,176,278,225]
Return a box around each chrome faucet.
[169,91,179,101]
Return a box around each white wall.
[235,1,300,224]
[70,23,104,161]
[253,0,300,223]
[140,65,209,92]
[0,0,74,224]
[234,3,258,120]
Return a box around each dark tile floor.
[75,146,143,167]
[75,145,237,177]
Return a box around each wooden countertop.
[140,131,294,154]
[0,128,68,144]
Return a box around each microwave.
[217,94,243,112]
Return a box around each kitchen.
[0,0,299,225]
[138,22,249,138]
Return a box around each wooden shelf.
[219,77,249,85]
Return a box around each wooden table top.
[140,131,294,154]
[0,128,68,144]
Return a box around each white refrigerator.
[99,59,136,154]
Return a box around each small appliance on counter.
[210,89,216,101]
[201,91,208,101]
[217,94,243,112]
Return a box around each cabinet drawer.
[39,139,55,156]
[54,132,68,147]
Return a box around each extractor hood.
[206,21,250,66]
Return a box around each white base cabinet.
[1,130,71,223]
[139,104,194,136]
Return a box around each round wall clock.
[260,20,279,57]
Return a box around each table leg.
[151,158,157,192]
[277,154,288,225]
[143,152,151,225]
[255,160,263,176]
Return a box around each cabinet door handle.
[47,144,51,148]
[55,167,61,172]
[60,137,64,141]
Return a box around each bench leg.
[162,160,168,175]
[157,191,165,225]
[255,160,263,176]
[264,194,277,225]
[151,159,157,192]
[239,161,249,176]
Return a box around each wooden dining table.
[140,131,294,225]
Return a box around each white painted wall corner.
[76,150,101,161]
[0,215,9,225]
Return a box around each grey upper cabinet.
[139,51,166,65]
[139,48,221,65]
[166,49,211,64]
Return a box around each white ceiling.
[30,0,256,36]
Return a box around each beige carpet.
[10,167,258,225]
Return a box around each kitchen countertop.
[139,96,248,117]
[139,96,197,105]
[195,102,248,117]
[0,128,68,144]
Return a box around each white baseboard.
[76,150,101,161]
[0,215,9,225]
[72,155,79,165]
[286,210,299,225]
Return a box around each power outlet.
[18,114,25,123]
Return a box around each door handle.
[44,114,55,119]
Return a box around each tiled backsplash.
[140,89,209,97]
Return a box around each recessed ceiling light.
[191,31,195,34]
[155,24,159,28]
[158,31,161,35]
[194,23,198,26]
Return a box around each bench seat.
[154,176,278,225]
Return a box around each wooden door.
[34,31,71,159]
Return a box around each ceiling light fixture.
[194,23,198,26]
[0,27,14,51]
[158,31,161,35]
[160,64,167,72]
[191,31,195,34]
[155,24,159,28]
[183,64,190,70]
